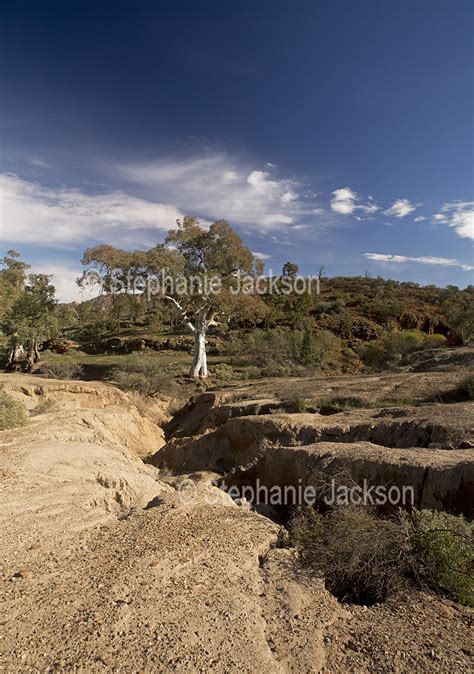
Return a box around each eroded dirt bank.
[152,400,474,517]
[1,373,473,672]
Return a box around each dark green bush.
[411,510,473,606]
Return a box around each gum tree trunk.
[6,343,26,370]
[164,296,214,379]
[6,339,40,372]
[189,325,208,378]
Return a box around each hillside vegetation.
[1,242,473,381]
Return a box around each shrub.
[212,363,235,381]
[318,396,365,414]
[249,327,298,368]
[411,510,473,606]
[290,506,411,604]
[457,375,474,402]
[280,386,309,413]
[361,330,437,370]
[0,392,28,430]
[38,358,83,380]
[423,334,447,349]
[290,505,473,606]
[108,353,177,396]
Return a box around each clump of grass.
[318,396,365,414]
[0,392,28,430]
[38,357,83,380]
[289,505,473,606]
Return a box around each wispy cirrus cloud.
[384,199,416,218]
[30,157,50,169]
[432,201,474,240]
[364,252,473,271]
[117,154,312,230]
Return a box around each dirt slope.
[0,373,472,672]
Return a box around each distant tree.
[0,250,30,322]
[282,261,299,278]
[2,271,58,371]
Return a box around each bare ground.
[0,372,472,672]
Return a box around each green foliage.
[0,393,28,430]
[6,273,58,341]
[290,506,473,606]
[300,328,316,366]
[289,506,324,552]
[361,330,447,370]
[211,363,234,381]
[443,294,474,344]
[282,261,299,278]
[411,510,473,606]
[108,353,178,396]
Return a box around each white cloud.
[432,201,474,240]
[0,173,184,247]
[222,171,238,183]
[384,199,416,218]
[414,216,426,222]
[364,252,473,271]
[30,263,98,303]
[261,213,294,226]
[251,251,271,260]
[30,158,50,169]
[330,187,379,216]
[118,155,306,231]
[330,187,358,214]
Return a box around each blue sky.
[0,0,473,300]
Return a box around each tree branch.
[164,295,196,333]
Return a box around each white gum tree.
[164,217,265,378]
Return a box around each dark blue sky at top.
[0,0,473,298]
